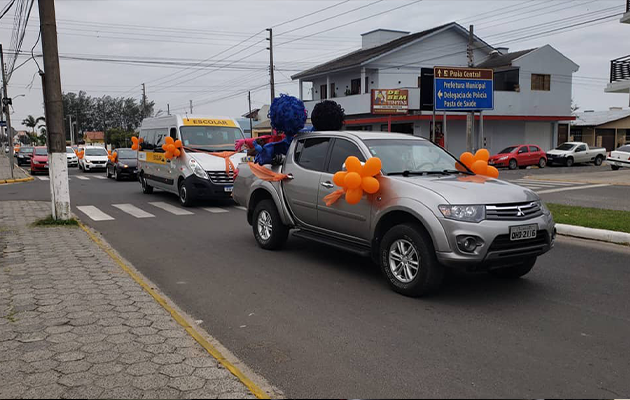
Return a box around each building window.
[494,69,520,92]
[570,128,583,142]
[531,74,551,91]
[351,78,361,95]
[320,84,327,100]
[330,83,336,98]
[365,76,369,94]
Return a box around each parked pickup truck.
[546,142,607,167]
[233,131,556,297]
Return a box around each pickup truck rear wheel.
[594,155,604,166]
[253,200,289,250]
[380,224,444,297]
[490,257,536,279]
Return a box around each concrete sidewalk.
[525,169,630,186]
[0,201,262,399]
[0,154,30,182]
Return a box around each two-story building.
[604,0,630,106]
[292,22,579,156]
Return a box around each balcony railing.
[610,55,630,83]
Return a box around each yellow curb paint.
[79,223,270,400]
[0,177,35,185]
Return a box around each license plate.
[224,186,233,193]
[489,161,495,165]
[510,224,537,241]
[44,165,49,169]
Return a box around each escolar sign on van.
[139,151,167,165]
[182,118,237,127]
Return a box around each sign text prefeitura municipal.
[434,67,494,111]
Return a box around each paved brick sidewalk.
[0,201,258,399]
[0,154,29,181]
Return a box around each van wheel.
[106,168,112,179]
[252,200,289,250]
[508,159,518,170]
[538,158,547,168]
[380,224,444,297]
[490,257,536,279]
[178,179,195,207]
[594,156,603,166]
[141,175,154,194]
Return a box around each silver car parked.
[233,131,556,297]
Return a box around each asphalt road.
[2,166,630,398]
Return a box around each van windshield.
[180,126,243,152]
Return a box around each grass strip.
[547,203,630,234]
[33,215,80,227]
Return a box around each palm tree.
[21,115,46,136]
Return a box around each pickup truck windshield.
[85,148,108,156]
[180,126,243,152]
[364,139,468,175]
[556,144,576,151]
[117,150,136,159]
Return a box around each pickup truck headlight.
[439,205,486,223]
[188,159,209,180]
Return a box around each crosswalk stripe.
[93,176,107,180]
[536,184,610,194]
[148,202,194,216]
[113,204,155,219]
[234,206,247,211]
[76,206,114,221]
[76,176,90,180]
[515,179,575,186]
[203,207,230,214]
[37,176,49,181]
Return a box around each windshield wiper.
[388,169,473,177]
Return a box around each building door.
[558,124,569,145]
[320,84,327,100]
[596,129,616,151]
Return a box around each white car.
[79,146,109,172]
[608,144,630,171]
[66,147,79,168]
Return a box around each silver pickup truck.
[233,131,556,297]
[546,142,607,167]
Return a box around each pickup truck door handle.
[286,174,294,180]
[321,181,334,189]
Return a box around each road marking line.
[37,176,49,181]
[235,206,247,211]
[78,223,270,399]
[93,176,107,180]
[76,206,115,221]
[148,202,194,216]
[203,207,230,214]
[537,184,610,194]
[76,176,90,180]
[112,204,155,219]
[515,180,575,186]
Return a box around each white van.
[137,115,245,206]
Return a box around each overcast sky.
[2,0,629,130]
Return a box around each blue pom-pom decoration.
[268,94,307,137]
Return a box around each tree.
[22,115,46,135]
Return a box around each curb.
[556,223,630,246]
[78,222,274,399]
[0,176,35,185]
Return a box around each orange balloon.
[333,171,347,187]
[460,152,475,168]
[362,176,380,194]
[165,137,174,145]
[345,188,363,205]
[486,166,500,179]
[173,149,181,158]
[174,140,183,148]
[167,144,176,153]
[472,160,488,175]
[165,152,174,160]
[344,172,362,190]
[345,156,363,174]
[362,157,382,177]
[475,149,490,162]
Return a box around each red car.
[30,147,49,175]
[489,144,548,170]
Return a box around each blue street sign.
[434,67,494,111]
[0,121,6,127]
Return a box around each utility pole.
[266,28,275,103]
[466,24,475,153]
[68,115,73,145]
[189,100,193,115]
[39,0,71,220]
[142,83,147,118]
[248,91,253,138]
[167,104,170,115]
[1,44,15,180]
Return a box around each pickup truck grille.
[206,171,234,185]
[488,230,550,254]
[486,202,543,221]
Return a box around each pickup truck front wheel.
[565,157,574,167]
[253,200,289,250]
[380,224,444,297]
